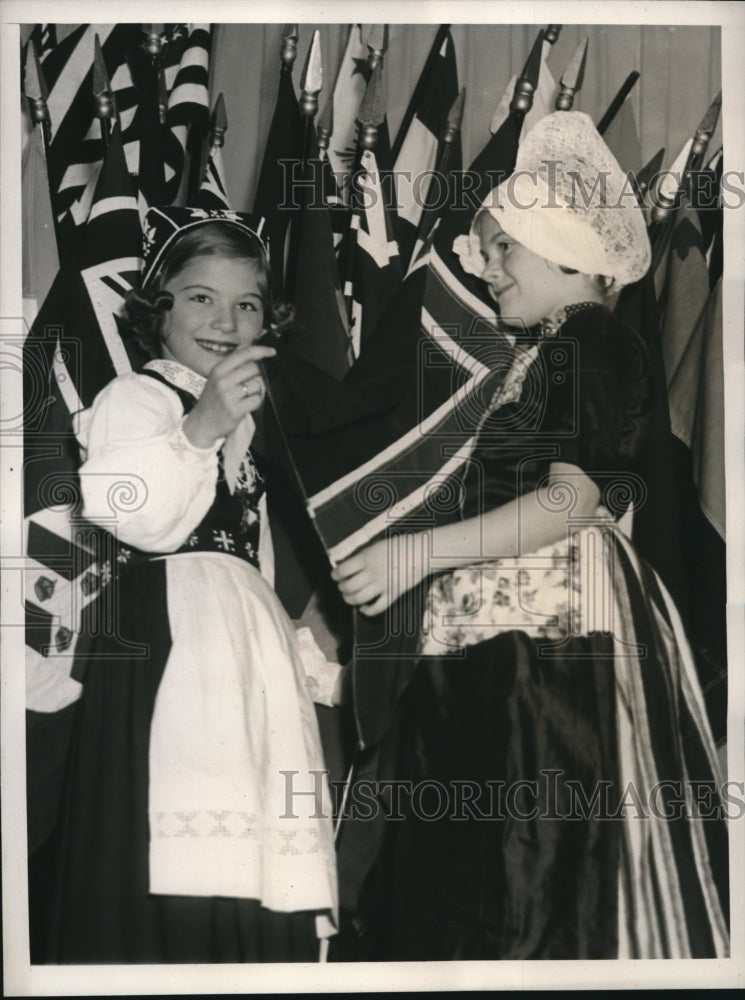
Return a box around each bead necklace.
[538,300,605,340]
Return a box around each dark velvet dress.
[345,305,729,961]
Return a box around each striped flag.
[39,23,142,254]
[393,28,460,270]
[165,24,211,202]
[27,23,58,63]
[28,23,198,258]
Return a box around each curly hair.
[118,221,294,361]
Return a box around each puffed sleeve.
[541,311,652,514]
[75,373,221,552]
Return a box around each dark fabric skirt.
[347,623,728,961]
[33,561,319,964]
[363,632,621,961]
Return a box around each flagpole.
[209,92,227,154]
[415,87,465,251]
[285,30,323,299]
[689,91,722,171]
[93,34,115,150]
[544,25,562,45]
[596,71,640,136]
[284,31,323,298]
[23,41,64,259]
[341,61,386,331]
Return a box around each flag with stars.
[326,23,369,203]
[25,22,200,260]
[164,24,212,202]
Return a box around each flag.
[393,28,460,270]
[27,23,58,63]
[345,146,404,357]
[253,58,303,298]
[660,197,726,743]
[24,122,144,852]
[340,60,404,356]
[24,122,143,709]
[165,24,211,202]
[22,125,59,330]
[699,146,723,288]
[602,94,642,176]
[38,23,141,256]
[285,128,351,379]
[29,23,196,259]
[326,24,369,203]
[490,34,556,136]
[194,140,230,209]
[128,45,168,211]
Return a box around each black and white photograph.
[2,0,744,993]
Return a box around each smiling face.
[476,212,575,329]
[160,255,265,377]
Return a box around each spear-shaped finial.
[143,23,164,59]
[690,91,722,164]
[544,25,562,45]
[510,29,543,115]
[650,137,693,222]
[442,87,466,146]
[357,61,386,149]
[365,24,389,71]
[596,71,640,135]
[209,92,228,148]
[93,34,115,124]
[555,37,588,111]
[299,29,323,117]
[280,24,299,69]
[24,41,50,126]
[317,97,334,155]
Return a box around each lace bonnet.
[457,111,651,286]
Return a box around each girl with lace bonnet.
[332,112,729,959]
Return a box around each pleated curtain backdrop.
[210,22,722,213]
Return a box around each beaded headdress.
[141,206,269,289]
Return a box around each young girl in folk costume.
[333,113,729,960]
[42,208,338,963]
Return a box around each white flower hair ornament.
[452,231,486,278]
